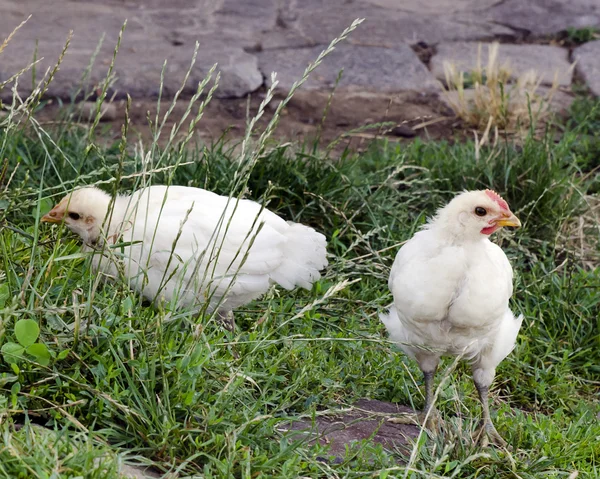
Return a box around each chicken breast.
[381,189,523,447]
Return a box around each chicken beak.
[496,212,521,228]
[41,208,64,224]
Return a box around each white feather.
[57,185,328,315]
[381,190,523,387]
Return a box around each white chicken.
[41,185,328,328]
[380,189,523,447]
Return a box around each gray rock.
[0,0,262,100]
[540,86,576,114]
[388,124,417,138]
[214,0,277,22]
[259,44,441,93]
[291,4,515,46]
[0,0,599,100]
[0,29,262,100]
[280,399,420,460]
[362,0,500,14]
[486,0,600,36]
[574,40,600,97]
[120,464,162,479]
[209,0,279,48]
[431,42,573,87]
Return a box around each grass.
[0,20,599,479]
[564,27,600,46]
[442,42,564,135]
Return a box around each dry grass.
[442,42,564,135]
[559,193,600,270]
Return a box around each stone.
[280,399,420,460]
[388,124,417,138]
[540,86,576,114]
[0,0,263,101]
[259,44,441,93]
[120,464,162,479]
[574,40,600,97]
[214,0,277,23]
[486,0,600,36]
[0,0,598,101]
[431,43,573,87]
[0,31,263,100]
[362,0,499,14]
[290,4,516,47]
[208,0,279,48]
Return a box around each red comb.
[485,189,509,211]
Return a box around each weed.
[443,42,564,135]
[565,26,600,46]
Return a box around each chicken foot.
[472,382,507,448]
[388,370,442,431]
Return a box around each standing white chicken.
[380,189,523,447]
[41,185,328,328]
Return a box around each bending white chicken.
[380,189,523,447]
[42,185,328,327]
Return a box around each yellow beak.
[41,208,63,224]
[496,213,521,228]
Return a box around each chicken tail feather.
[269,222,328,290]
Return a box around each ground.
[0,0,599,144]
[0,1,599,478]
[35,90,458,148]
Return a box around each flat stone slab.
[431,43,573,87]
[285,3,515,48]
[486,0,600,36]
[0,0,598,101]
[280,399,420,460]
[363,0,500,14]
[120,464,161,479]
[0,1,262,100]
[259,44,441,93]
[574,40,600,97]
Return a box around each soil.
[35,89,463,152]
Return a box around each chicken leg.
[473,379,507,447]
[388,368,441,431]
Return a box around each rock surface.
[280,399,420,459]
[0,13,262,100]
[0,0,598,101]
[431,43,573,87]
[574,40,600,97]
[486,0,600,36]
[120,464,162,479]
[259,44,441,93]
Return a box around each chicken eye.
[68,212,81,220]
[475,207,487,217]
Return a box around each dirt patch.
[35,89,461,151]
[279,399,420,461]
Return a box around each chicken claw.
[473,421,507,448]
